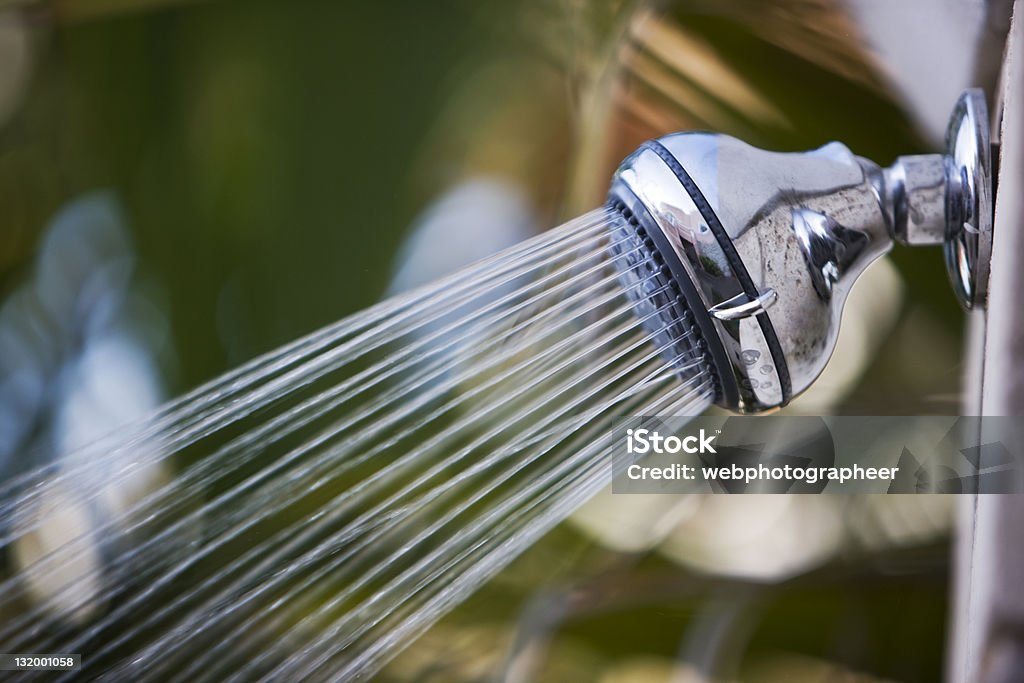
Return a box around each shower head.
[608,89,992,413]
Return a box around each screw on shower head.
[608,89,993,414]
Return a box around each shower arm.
[608,89,993,413]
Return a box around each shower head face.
[606,211,719,404]
[608,134,894,413]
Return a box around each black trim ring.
[644,140,793,406]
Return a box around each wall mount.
[885,88,993,309]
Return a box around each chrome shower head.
[608,89,992,413]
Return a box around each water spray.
[608,88,992,413]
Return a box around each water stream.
[0,207,714,681]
